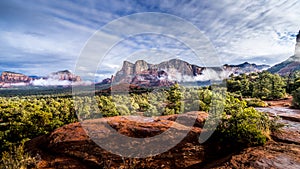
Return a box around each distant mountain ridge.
[224,62,269,74]
[0,71,31,83]
[0,60,269,88]
[104,59,269,87]
[225,62,269,70]
[268,56,300,75]
[113,59,205,84]
[0,70,81,88]
[268,30,300,75]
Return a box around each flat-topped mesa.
[0,71,31,83]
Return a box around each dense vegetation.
[0,97,77,152]
[287,71,300,108]
[225,70,300,108]
[0,85,277,149]
[227,71,286,100]
[1,76,286,167]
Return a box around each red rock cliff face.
[49,70,81,82]
[114,59,205,84]
[0,71,32,83]
[113,59,267,85]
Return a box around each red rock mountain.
[0,71,32,87]
[114,59,204,83]
[0,71,31,83]
[107,59,268,87]
[49,70,81,82]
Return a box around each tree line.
[226,70,300,108]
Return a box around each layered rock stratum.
[108,59,268,87]
[0,71,31,83]
[49,70,81,82]
[0,71,32,87]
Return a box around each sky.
[1,0,300,80]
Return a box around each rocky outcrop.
[25,112,230,169]
[157,59,204,77]
[130,69,173,87]
[25,110,300,169]
[268,30,300,75]
[207,142,300,169]
[110,59,267,87]
[0,71,31,83]
[255,103,300,145]
[49,70,81,82]
[113,59,205,84]
[0,71,31,87]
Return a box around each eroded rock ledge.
[25,111,300,169]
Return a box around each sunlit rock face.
[0,71,31,87]
[113,59,206,85]
[49,70,81,82]
[0,71,31,83]
[111,59,267,87]
[295,30,300,58]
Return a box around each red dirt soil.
[264,96,293,107]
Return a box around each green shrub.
[218,107,271,146]
[163,107,175,115]
[116,104,130,116]
[292,87,300,108]
[246,98,268,107]
[0,145,38,169]
[143,104,159,117]
[165,84,184,114]
[97,96,118,117]
[224,94,247,115]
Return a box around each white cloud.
[2,31,79,57]
[31,78,92,86]
[166,0,300,65]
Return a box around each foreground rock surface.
[25,111,300,169]
[209,142,300,169]
[26,112,211,168]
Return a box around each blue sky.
[1,0,300,79]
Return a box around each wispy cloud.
[1,0,300,79]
